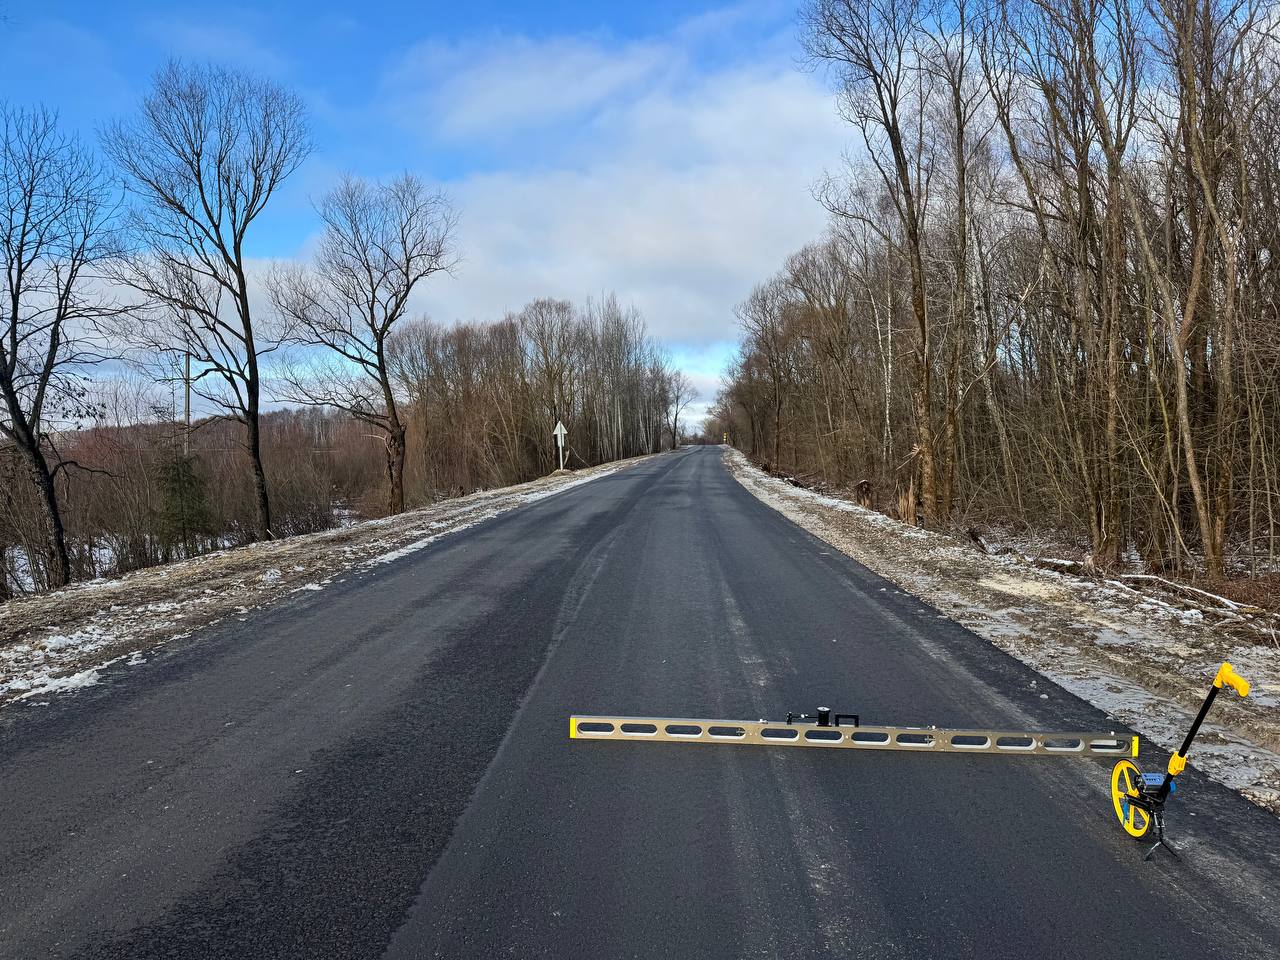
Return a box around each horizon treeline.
[709,0,1280,583]
[1,62,693,596]
[0,295,687,597]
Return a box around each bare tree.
[0,105,115,588]
[803,0,947,526]
[713,0,1280,588]
[388,295,681,489]
[735,280,792,468]
[519,298,580,463]
[667,371,697,449]
[104,61,311,541]
[270,174,456,514]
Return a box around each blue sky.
[1,1,846,420]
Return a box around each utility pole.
[183,350,191,457]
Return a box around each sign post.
[553,420,568,471]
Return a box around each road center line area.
[2,446,1278,959]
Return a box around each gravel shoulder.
[0,456,655,705]
[725,447,1280,815]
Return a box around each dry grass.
[1220,575,1280,617]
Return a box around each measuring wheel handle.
[1214,662,1250,697]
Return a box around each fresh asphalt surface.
[2,446,1278,959]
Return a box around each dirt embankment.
[1,456,652,705]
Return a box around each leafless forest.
[710,0,1280,588]
[1,64,691,595]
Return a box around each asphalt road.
[2,446,1278,959]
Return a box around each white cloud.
[139,15,291,76]
[389,35,676,143]
[380,16,848,364]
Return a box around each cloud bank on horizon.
[0,1,847,422]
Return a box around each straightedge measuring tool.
[571,660,1253,859]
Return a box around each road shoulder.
[724,447,1280,815]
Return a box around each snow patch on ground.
[977,573,1071,602]
[726,449,1280,816]
[18,666,103,698]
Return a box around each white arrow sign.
[553,420,567,471]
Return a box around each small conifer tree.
[156,455,214,559]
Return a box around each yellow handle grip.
[1214,662,1250,697]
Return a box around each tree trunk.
[245,412,273,541]
[912,372,936,528]
[909,234,938,529]
[903,196,938,527]
[387,422,407,515]
[772,389,783,468]
[21,443,71,589]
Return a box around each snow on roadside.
[725,448,1280,815]
[362,507,502,566]
[0,456,650,706]
[521,467,618,503]
[363,468,620,566]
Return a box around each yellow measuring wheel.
[1109,662,1250,859]
[1111,759,1152,838]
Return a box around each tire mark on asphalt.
[718,587,907,960]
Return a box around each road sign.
[553,420,567,471]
